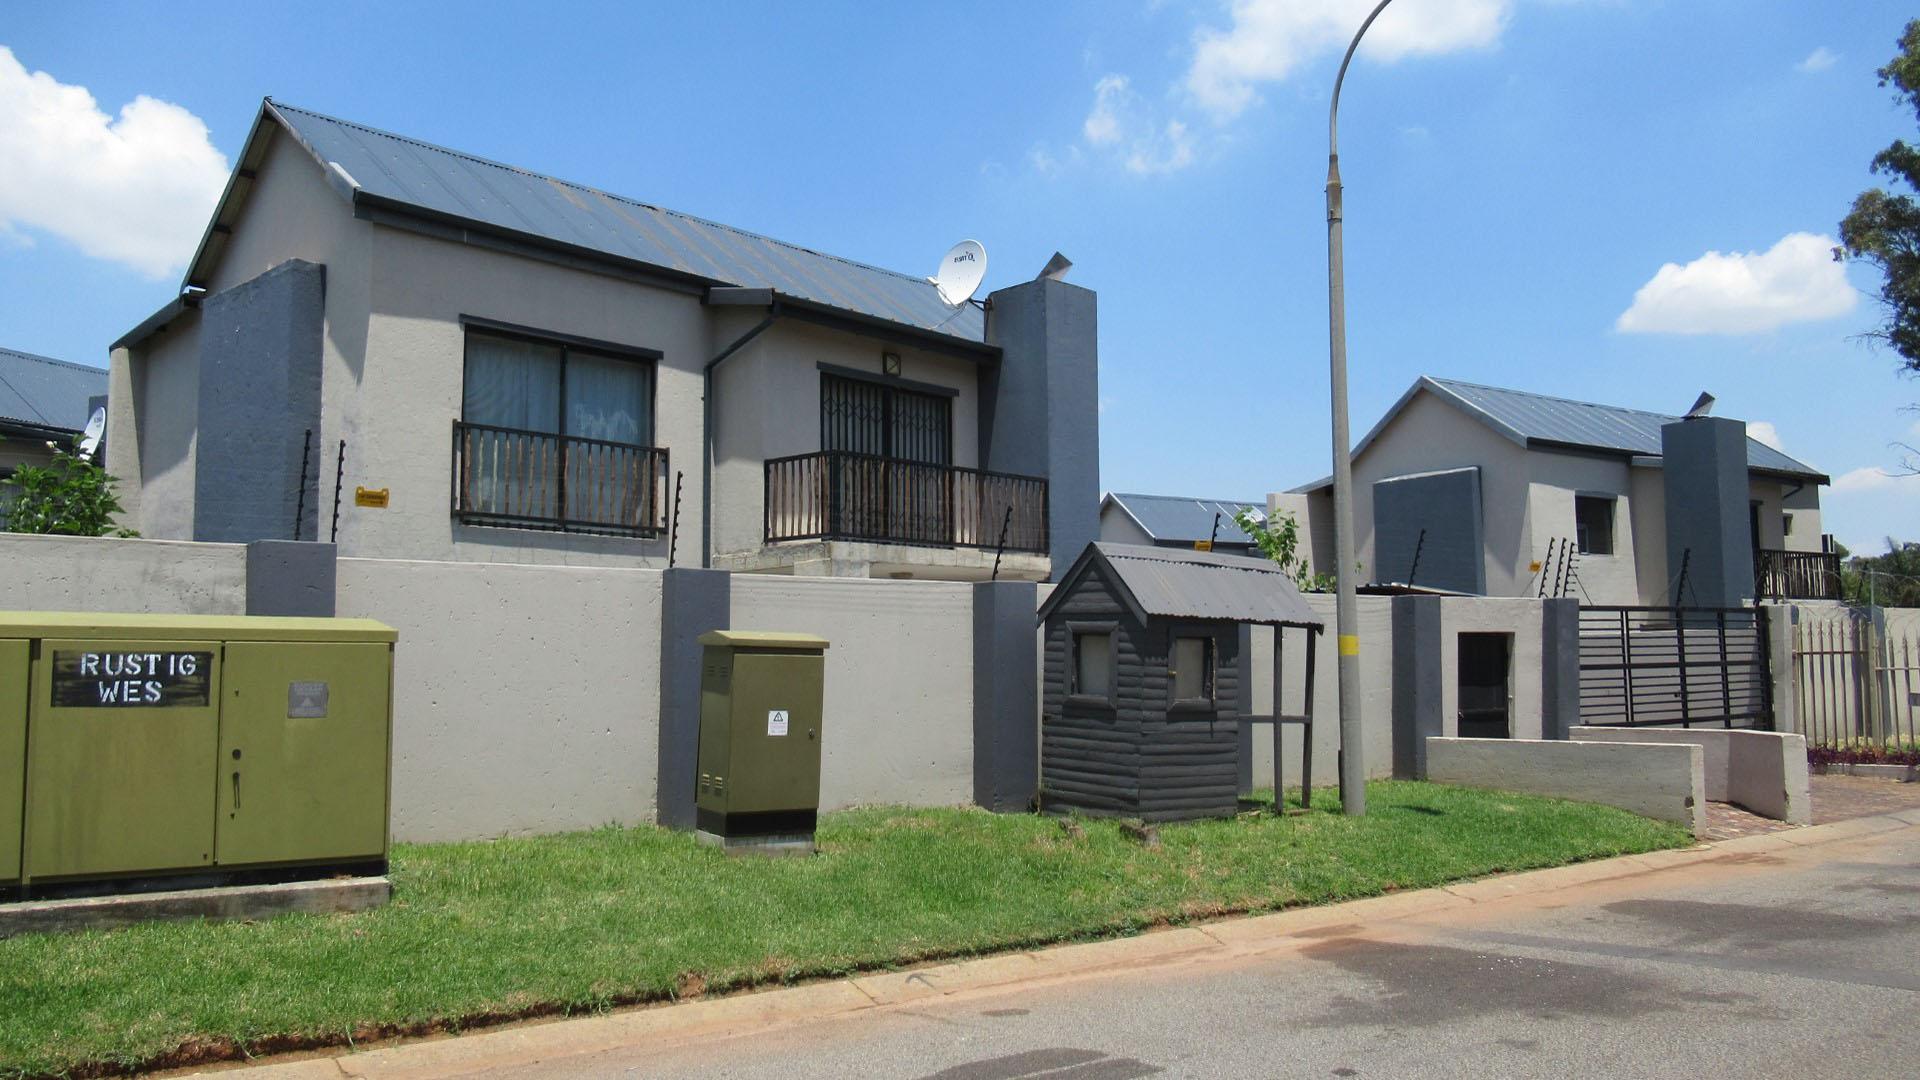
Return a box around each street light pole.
[1327,0,1392,816]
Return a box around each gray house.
[1278,377,1833,605]
[1097,492,1261,555]
[1,346,109,504]
[107,99,1098,580]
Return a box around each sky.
[3,0,1920,554]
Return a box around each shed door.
[1457,633,1511,739]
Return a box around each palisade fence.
[1578,606,1772,729]
[1794,609,1920,749]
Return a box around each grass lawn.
[0,781,1688,1077]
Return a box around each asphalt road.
[484,826,1920,1080]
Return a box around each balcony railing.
[452,421,669,537]
[1754,548,1842,601]
[765,451,1048,553]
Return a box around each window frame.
[1573,493,1617,556]
[818,370,953,466]
[1066,620,1119,709]
[459,317,661,446]
[1167,626,1219,711]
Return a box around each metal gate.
[1794,612,1920,749]
[1578,606,1772,728]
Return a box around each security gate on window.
[1578,606,1773,728]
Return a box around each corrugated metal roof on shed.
[1041,542,1325,628]
[0,347,107,432]
[263,101,985,344]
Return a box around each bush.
[0,437,136,537]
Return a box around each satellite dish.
[931,239,987,305]
[1684,391,1715,420]
[77,406,106,460]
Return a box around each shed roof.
[166,100,987,351]
[1294,375,1827,490]
[1040,542,1325,629]
[0,347,107,434]
[1102,492,1261,545]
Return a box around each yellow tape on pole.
[1338,634,1360,656]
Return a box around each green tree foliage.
[1232,506,1334,592]
[1,438,136,537]
[1839,19,1920,367]
[1841,538,1920,607]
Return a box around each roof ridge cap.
[0,348,105,375]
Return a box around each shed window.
[1574,495,1615,556]
[1072,632,1112,698]
[1172,636,1215,703]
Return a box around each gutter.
[701,288,782,568]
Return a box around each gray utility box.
[695,631,829,854]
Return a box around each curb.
[184,811,1918,1080]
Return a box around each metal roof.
[257,101,986,345]
[1103,493,1262,545]
[0,347,107,433]
[1295,375,1828,489]
[1039,542,1325,628]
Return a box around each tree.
[1838,20,1920,369]
[1841,538,1920,607]
[1231,507,1334,593]
[0,437,136,537]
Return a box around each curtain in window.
[462,335,562,520]
[564,351,650,445]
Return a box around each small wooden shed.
[1036,542,1326,821]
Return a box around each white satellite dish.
[77,406,106,461]
[931,239,988,305]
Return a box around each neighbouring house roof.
[1101,492,1263,546]
[0,347,107,436]
[154,99,988,353]
[1039,542,1325,629]
[1294,375,1829,491]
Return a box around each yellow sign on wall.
[354,487,390,509]
[1193,540,1213,552]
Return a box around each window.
[1171,636,1215,704]
[1072,632,1112,698]
[1782,512,1795,538]
[820,373,951,464]
[1574,495,1615,556]
[455,325,665,535]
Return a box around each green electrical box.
[0,612,396,896]
[695,630,829,851]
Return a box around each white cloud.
[0,46,228,279]
[1185,0,1512,120]
[1070,74,1201,175]
[1614,232,1857,335]
[1797,47,1838,73]
[1833,466,1914,494]
[1747,421,1784,451]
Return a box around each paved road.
[484,826,1920,1080]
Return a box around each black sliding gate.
[1578,606,1773,729]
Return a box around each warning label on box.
[288,681,330,718]
[767,709,789,736]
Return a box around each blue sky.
[3,1,1918,552]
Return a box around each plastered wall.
[0,534,245,613]
[730,575,976,810]
[1243,594,1397,791]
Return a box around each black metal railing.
[1578,606,1772,729]
[764,451,1048,553]
[452,421,669,537]
[1755,548,1842,601]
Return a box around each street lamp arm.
[1329,0,1396,155]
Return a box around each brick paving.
[1700,802,1796,841]
[1808,772,1920,824]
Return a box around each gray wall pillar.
[194,259,325,544]
[657,568,729,830]
[1540,597,1580,740]
[245,540,337,617]
[982,278,1099,580]
[1392,595,1445,779]
[972,580,1040,811]
[1661,417,1753,607]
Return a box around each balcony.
[1754,548,1841,601]
[764,451,1048,553]
[452,421,669,537]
